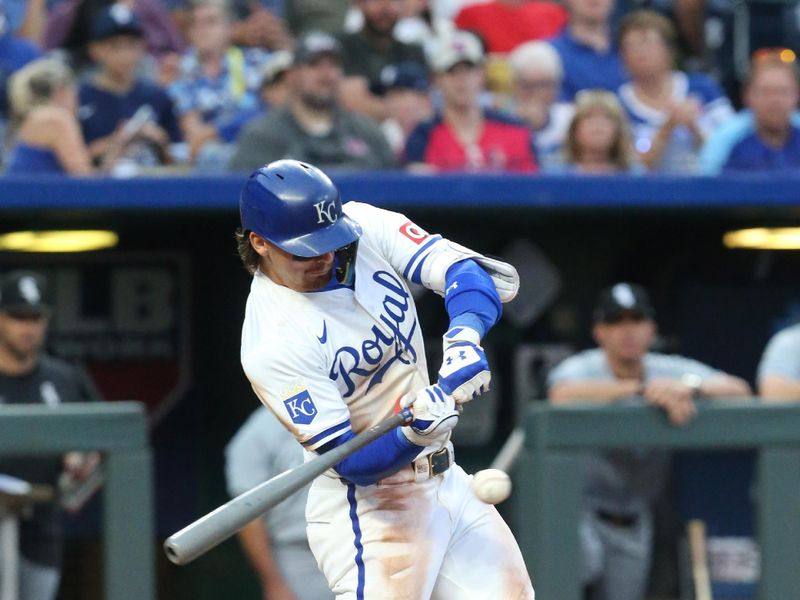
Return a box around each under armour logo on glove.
[438,327,490,403]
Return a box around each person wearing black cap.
[229,30,394,172]
[546,282,750,600]
[78,3,180,169]
[0,270,101,600]
[375,61,433,156]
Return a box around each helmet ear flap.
[334,241,359,285]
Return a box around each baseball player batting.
[236,160,535,599]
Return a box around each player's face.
[251,234,335,292]
[593,315,655,363]
[0,312,49,362]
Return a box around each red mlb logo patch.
[399,221,429,244]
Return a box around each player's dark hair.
[235,228,260,275]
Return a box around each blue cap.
[372,61,430,96]
[91,4,143,41]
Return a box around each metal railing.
[515,399,800,600]
[0,402,154,600]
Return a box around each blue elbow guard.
[444,260,502,336]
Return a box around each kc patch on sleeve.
[283,389,317,424]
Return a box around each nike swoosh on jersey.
[317,321,328,344]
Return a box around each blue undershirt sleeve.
[444,259,502,337]
[317,428,421,486]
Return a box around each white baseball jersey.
[240,202,535,600]
[242,201,452,454]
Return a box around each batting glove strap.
[442,325,482,351]
[399,384,460,446]
[438,340,491,404]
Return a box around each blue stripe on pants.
[347,483,365,599]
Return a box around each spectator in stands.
[721,50,800,172]
[508,40,574,172]
[45,0,185,76]
[0,6,43,123]
[168,0,270,168]
[548,0,628,101]
[547,282,751,600]
[617,10,733,173]
[337,0,426,121]
[230,31,394,171]
[79,5,180,171]
[0,270,102,600]
[393,0,456,58]
[226,0,294,50]
[285,0,352,37]
[454,0,568,55]
[4,0,48,46]
[257,49,294,109]
[758,323,800,401]
[225,406,333,600]
[404,31,537,172]
[376,61,433,156]
[4,58,95,175]
[562,89,637,174]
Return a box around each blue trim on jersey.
[402,235,441,282]
[302,420,352,448]
[444,260,502,336]
[319,428,420,485]
[347,483,366,600]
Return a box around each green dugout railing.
[0,402,154,600]
[515,399,800,600]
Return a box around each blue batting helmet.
[240,160,362,257]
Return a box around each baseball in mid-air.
[471,469,512,504]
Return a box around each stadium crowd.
[0,0,797,177]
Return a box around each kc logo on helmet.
[284,390,317,424]
[313,200,338,225]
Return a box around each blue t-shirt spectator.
[548,30,628,101]
[619,71,734,173]
[699,110,800,174]
[168,47,269,143]
[0,32,42,115]
[723,126,800,172]
[78,79,180,143]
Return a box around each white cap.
[428,31,484,73]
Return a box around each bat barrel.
[164,409,412,566]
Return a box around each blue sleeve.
[444,259,502,337]
[318,428,421,486]
[403,120,434,164]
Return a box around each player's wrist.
[443,320,482,350]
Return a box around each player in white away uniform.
[237,160,535,600]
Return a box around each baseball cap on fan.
[428,31,485,73]
[593,283,655,323]
[0,271,52,317]
[90,4,143,41]
[293,31,342,66]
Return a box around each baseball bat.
[687,519,713,600]
[164,408,413,566]
[489,427,525,473]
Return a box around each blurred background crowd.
[0,0,797,178]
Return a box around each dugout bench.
[0,402,154,600]
[515,400,800,600]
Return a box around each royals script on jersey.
[241,202,465,454]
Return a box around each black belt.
[596,509,638,528]
[412,446,451,479]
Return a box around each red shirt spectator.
[406,111,537,171]
[455,0,568,54]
